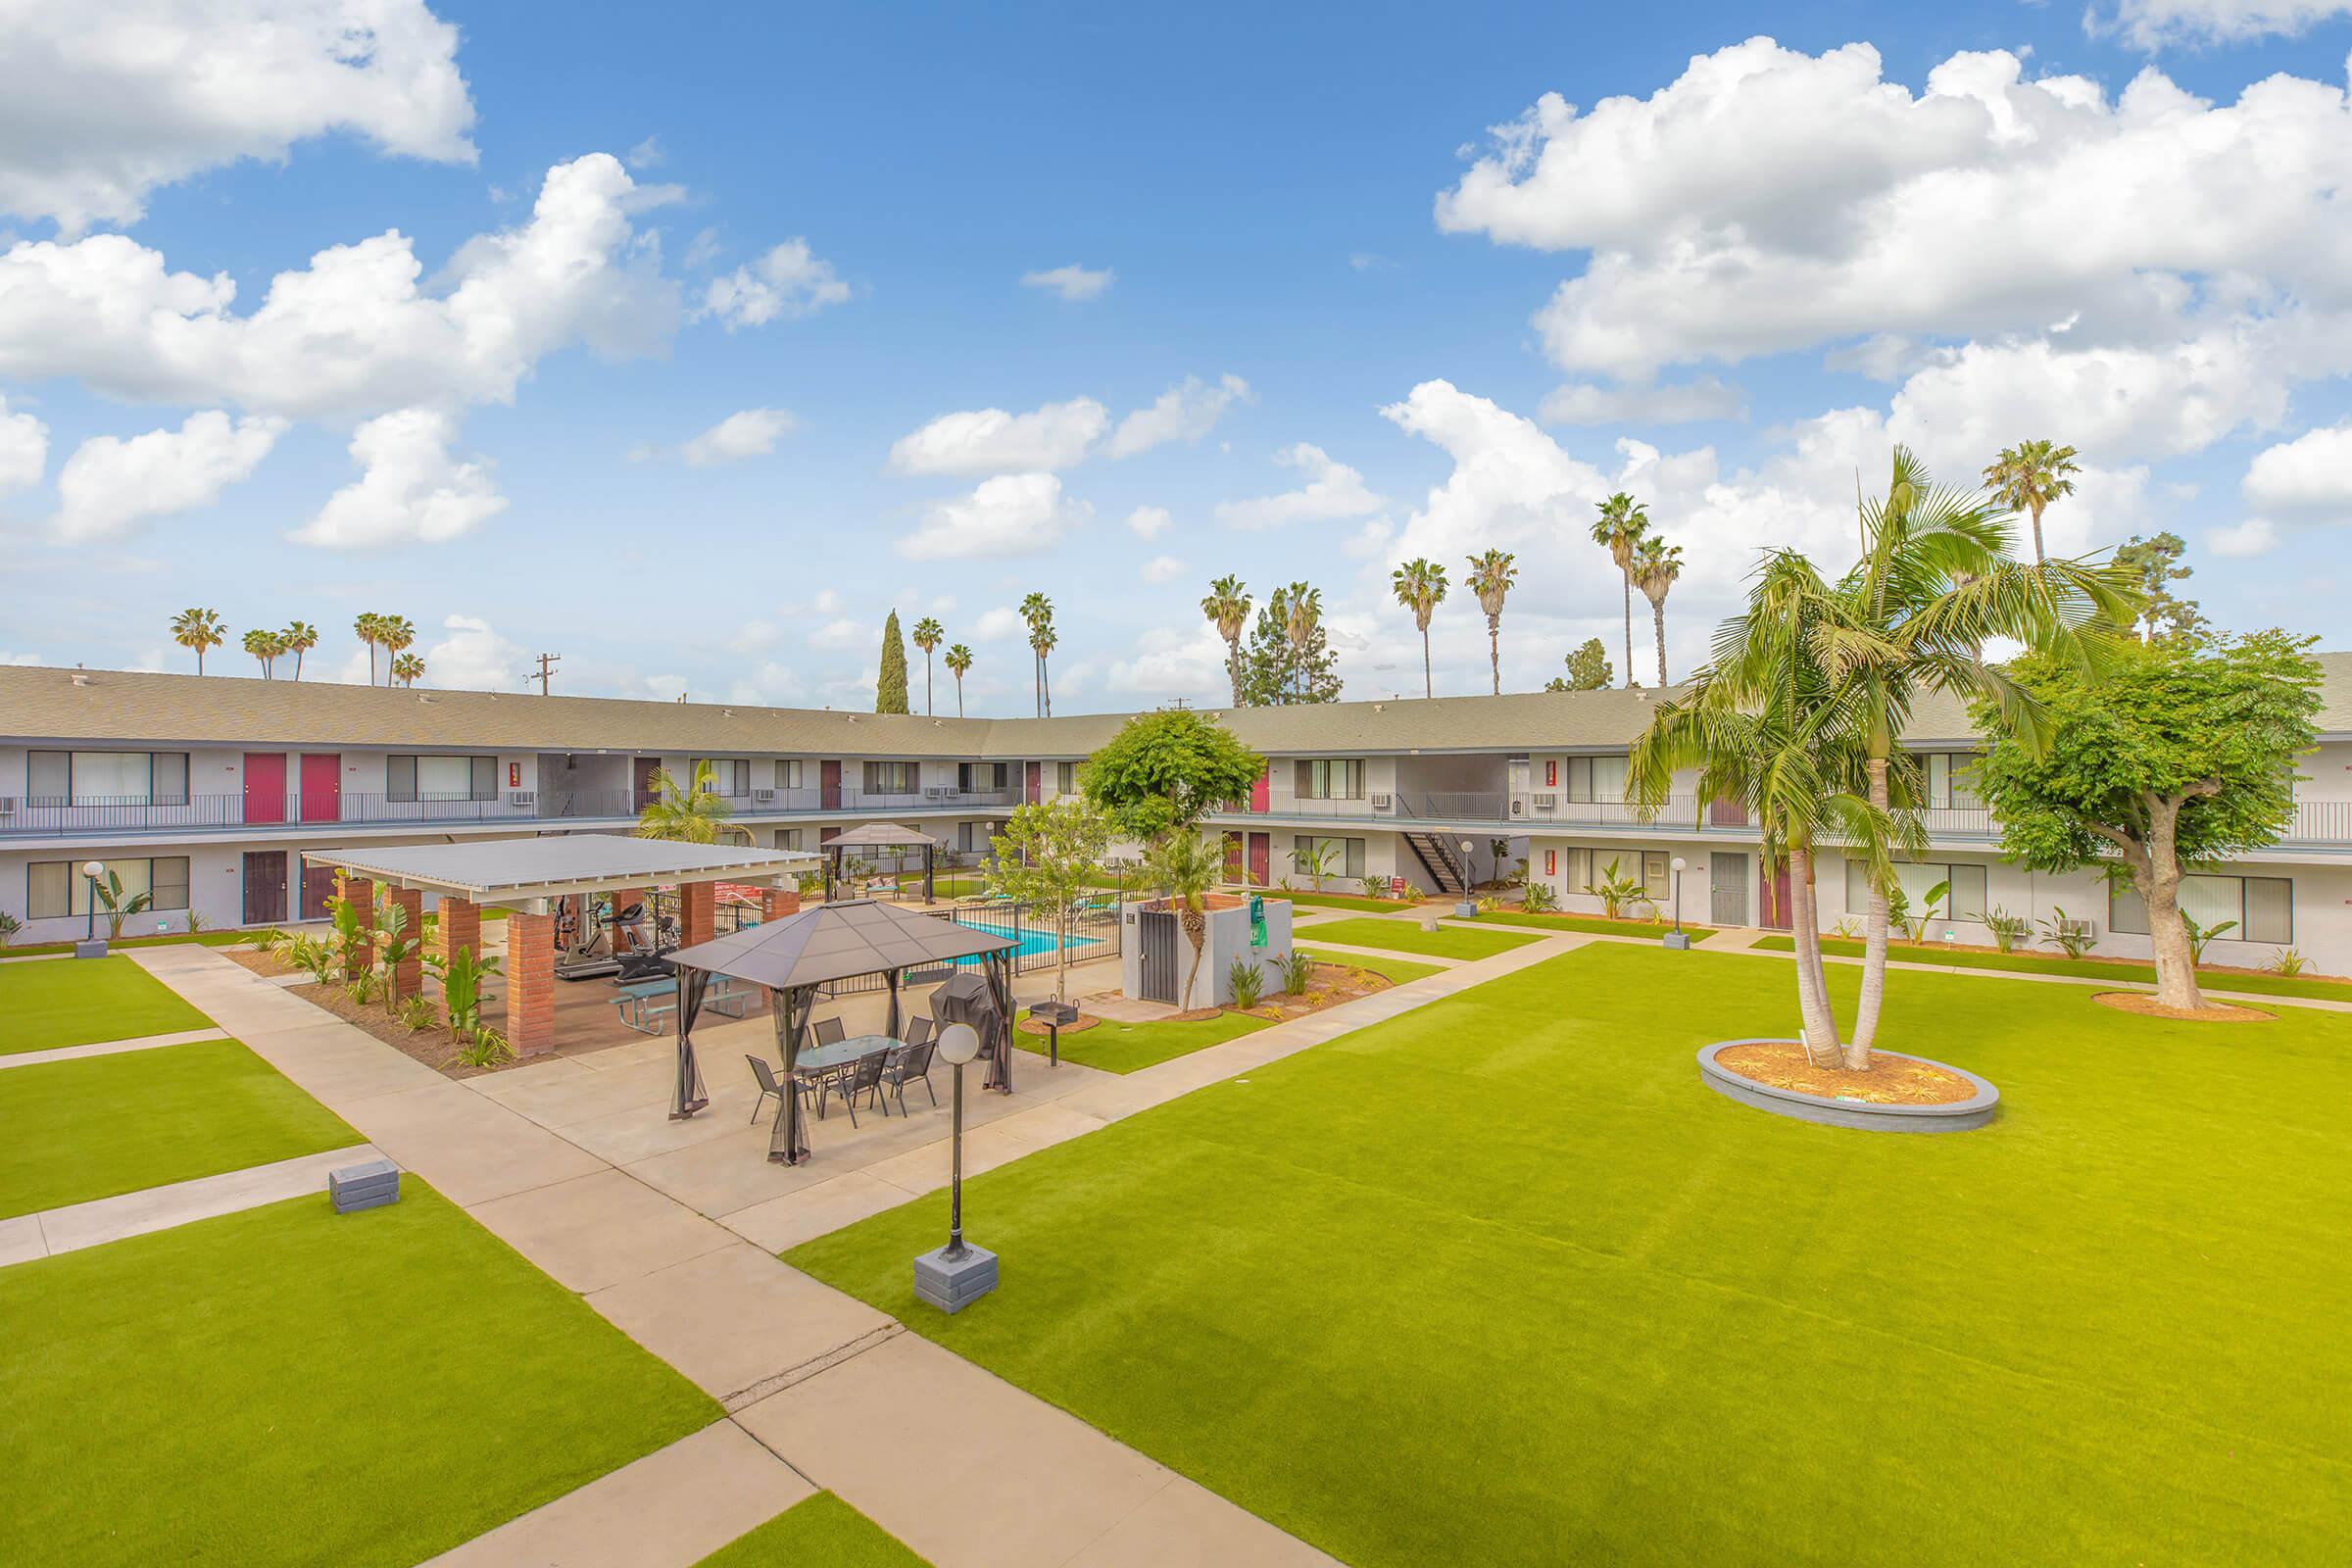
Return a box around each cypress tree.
[875,610,911,713]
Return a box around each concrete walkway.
[131,940,1568,1566]
[0,1143,390,1267]
[0,1025,229,1070]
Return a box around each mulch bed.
[222,944,531,1079]
[1713,1041,1979,1105]
[2092,991,2273,1023]
[1234,960,1393,1022]
[1015,1012,1102,1037]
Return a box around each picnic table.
[613,976,758,1035]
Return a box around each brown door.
[243,753,286,824]
[1025,761,1042,804]
[633,757,662,811]
[1249,833,1271,887]
[1759,856,1793,931]
[243,851,288,925]
[820,760,842,810]
[299,861,339,921]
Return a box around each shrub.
[397,995,437,1033]
[449,1026,513,1070]
[2271,947,2306,976]
[1277,949,1314,996]
[345,971,383,1006]
[1984,907,2031,954]
[1521,881,1559,913]
[1586,858,1643,920]
[2181,913,2237,965]
[1228,957,1266,1011]
[2037,907,2098,960]
[0,909,19,949]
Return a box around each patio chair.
[902,1015,934,1051]
[811,1016,846,1048]
[823,1048,891,1126]
[745,1054,790,1126]
[878,1037,938,1114]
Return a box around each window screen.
[1591,755,1630,805]
[1642,852,1672,901]
[2242,877,2292,943]
[152,753,189,806]
[150,857,190,910]
[74,752,152,802]
[470,757,497,800]
[417,756,472,799]
[1564,847,1592,892]
[28,860,70,918]
[387,755,417,802]
[862,761,914,794]
[27,751,69,803]
[58,858,153,914]
[2177,874,2242,931]
[1944,863,1988,922]
[777,759,803,789]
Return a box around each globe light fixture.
[77,859,107,958]
[1663,856,1692,950]
[914,1021,999,1312]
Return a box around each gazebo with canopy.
[820,821,946,905]
[664,899,1017,1163]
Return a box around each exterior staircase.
[1401,831,1469,897]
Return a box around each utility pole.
[530,653,561,695]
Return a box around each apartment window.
[27,751,190,806]
[691,758,752,797]
[1292,835,1368,880]
[388,755,496,803]
[957,761,1010,792]
[1560,847,1592,892]
[1055,761,1077,794]
[776,828,803,851]
[28,857,190,917]
[774,759,804,790]
[1642,852,1673,902]
[1561,754,1631,805]
[1917,752,1984,810]
[1297,759,1365,800]
[1843,860,1990,922]
[862,760,917,794]
[2111,874,2291,945]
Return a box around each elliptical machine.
[554,894,652,981]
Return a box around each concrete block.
[913,1243,999,1313]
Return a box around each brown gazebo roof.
[822,821,946,849]
[664,898,1011,990]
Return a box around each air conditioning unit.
[0,796,15,817]
[753,788,776,805]
[506,790,536,808]
[1370,792,1394,811]
[1532,793,1557,812]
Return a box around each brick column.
[607,888,644,951]
[341,876,375,973]
[505,909,556,1056]
[436,897,482,1025]
[761,886,801,922]
[680,882,716,948]
[387,887,424,1001]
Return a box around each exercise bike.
[555,896,650,981]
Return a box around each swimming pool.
[950,917,1103,963]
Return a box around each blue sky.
[3,1,2349,711]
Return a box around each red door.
[1223,832,1245,882]
[1759,856,1793,930]
[633,757,662,811]
[1025,761,1042,804]
[1248,833,1270,887]
[300,754,340,822]
[820,760,842,810]
[1709,796,1748,828]
[243,753,286,824]
[1249,768,1269,812]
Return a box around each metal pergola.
[820,821,946,906]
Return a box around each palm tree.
[1031,622,1058,717]
[354,612,384,685]
[1146,829,1223,1010]
[1282,581,1321,701]
[1630,534,1684,688]
[1200,575,1251,706]
[1982,438,2080,564]
[1391,559,1447,698]
[281,621,318,680]
[242,627,283,677]
[172,608,224,674]
[634,762,752,845]
[1465,549,1517,696]
[1019,592,1054,716]
[390,652,426,687]
[1590,493,1651,688]
[379,615,416,686]
[911,616,944,715]
[945,643,973,717]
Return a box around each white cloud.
[51,411,286,541]
[972,607,1026,642]
[1142,554,1186,584]
[896,472,1090,560]
[701,239,850,328]
[727,662,798,706]
[888,398,1107,476]
[1020,264,1114,301]
[0,648,41,666]
[1106,622,1233,699]
[1379,380,1611,566]
[682,226,722,269]
[2087,1,2352,49]
[1540,376,1745,425]
[1214,442,1382,529]
[420,612,524,691]
[807,618,866,651]
[681,407,796,466]
[1125,505,1172,539]
[0,153,680,419]
[0,0,476,234]
[2208,515,2279,557]
[2243,422,2352,518]
[0,394,45,496]
[625,135,663,170]
[290,408,505,549]
[1105,373,1250,458]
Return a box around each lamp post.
[1663,856,1691,950]
[913,1021,999,1313]
[1453,838,1479,918]
[77,859,107,958]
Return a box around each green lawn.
[0,1039,363,1219]
[1462,909,1714,942]
[791,944,2352,1565]
[698,1494,929,1566]
[0,1180,720,1567]
[0,954,216,1054]
[1,929,266,959]
[1297,947,1445,986]
[1751,934,2351,1000]
[1015,1007,1272,1074]
[1265,890,1422,913]
[1292,916,1539,961]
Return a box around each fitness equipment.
[555,895,649,981]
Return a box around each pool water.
[950,918,1102,962]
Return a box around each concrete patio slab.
[0,1026,229,1071]
[420,1419,812,1568]
[720,1169,920,1253]
[468,1168,738,1295]
[0,1213,47,1267]
[1068,1473,1342,1567]
[351,1082,607,1206]
[585,1242,894,1404]
[24,1144,389,1261]
[470,1054,682,1133]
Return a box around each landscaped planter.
[1696,1039,1999,1133]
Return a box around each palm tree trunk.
[1043,657,1052,717]
[1651,600,1667,688]
[1622,576,1634,688]
[925,656,933,716]
[1227,639,1243,706]
[1847,754,1890,1068]
[1787,845,1841,1061]
[2028,501,2046,564]
[955,675,963,717]
[1180,906,1207,1009]
[1421,630,1432,699]
[1489,619,1500,696]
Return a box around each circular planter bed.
[2090,991,2272,1023]
[1697,1039,1999,1133]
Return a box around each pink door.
[300,754,341,822]
[243,753,286,824]
[1224,832,1245,882]
[1249,768,1269,813]
[1248,833,1270,887]
[1025,761,1042,804]
[1760,856,1793,931]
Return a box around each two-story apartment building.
[4,659,2348,974]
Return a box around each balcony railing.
[0,784,1028,839]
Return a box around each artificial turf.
[0,1180,720,1567]
[1290,915,1539,960]
[0,1039,363,1218]
[1266,890,1422,913]
[1,929,266,959]
[1750,933,2351,1000]
[790,943,2352,1565]
[1296,947,1446,985]
[0,953,216,1054]
[1014,1007,1272,1074]
[1461,909,1714,941]
[697,1493,929,1566]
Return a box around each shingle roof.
[4,652,2347,758]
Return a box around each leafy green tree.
[1200,575,1251,706]
[985,797,1114,1000]
[1982,438,2079,564]
[910,615,944,713]
[1465,549,1517,695]
[1391,559,1448,697]
[1081,709,1265,843]
[945,643,973,716]
[1590,492,1651,688]
[390,652,425,687]
[1970,631,2321,1011]
[1239,583,1341,705]
[243,627,283,677]
[1545,638,1611,692]
[875,610,911,714]
[2112,532,2208,646]
[635,762,751,845]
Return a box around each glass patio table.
[790,1034,902,1115]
